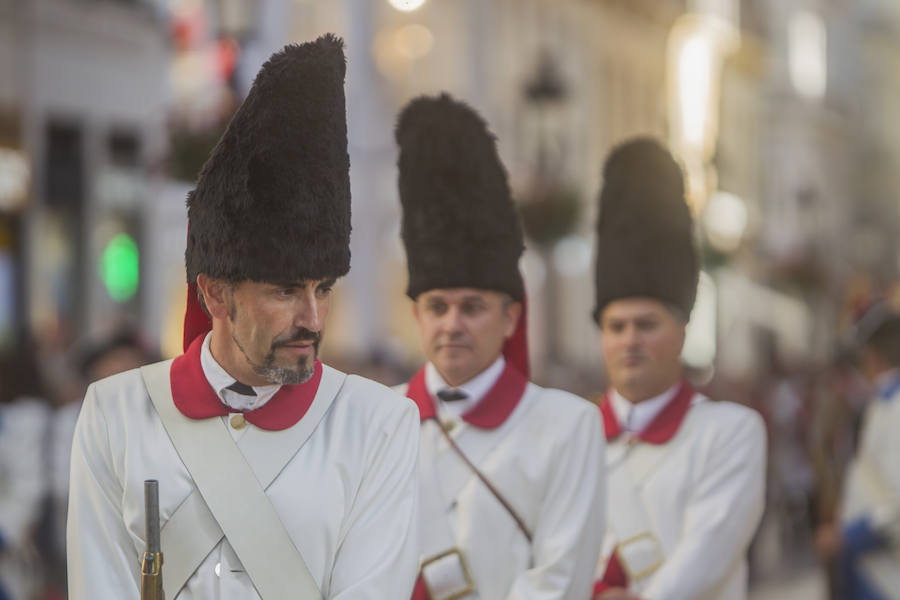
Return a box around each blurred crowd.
[0,326,158,600]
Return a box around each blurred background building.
[2,0,897,382]
[2,0,900,597]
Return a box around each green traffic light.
[100,233,139,302]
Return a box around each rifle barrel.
[144,480,160,554]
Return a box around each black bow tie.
[226,381,257,397]
[436,389,469,402]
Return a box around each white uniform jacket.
[842,375,900,529]
[400,361,606,599]
[840,372,900,595]
[595,382,766,600]
[67,336,420,600]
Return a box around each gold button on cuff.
[229,414,247,430]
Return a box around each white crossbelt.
[140,360,346,600]
[604,394,702,584]
[417,404,529,600]
[418,420,479,600]
[605,441,669,582]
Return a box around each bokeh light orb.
[388,0,426,12]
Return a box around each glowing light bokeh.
[388,0,426,12]
[677,35,714,152]
[703,190,749,252]
[683,271,717,368]
[789,10,827,100]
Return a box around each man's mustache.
[273,328,321,347]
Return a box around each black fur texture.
[185,34,351,285]
[593,137,699,321]
[396,94,524,300]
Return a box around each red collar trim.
[406,362,529,429]
[599,380,695,444]
[169,335,323,431]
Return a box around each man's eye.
[316,286,333,297]
[276,288,295,298]
[637,320,658,331]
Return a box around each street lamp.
[666,13,739,213]
[388,0,427,12]
[788,9,827,101]
[667,10,739,372]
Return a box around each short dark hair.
[867,315,900,367]
[78,329,146,378]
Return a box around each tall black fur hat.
[185,34,351,285]
[396,94,524,300]
[593,137,698,321]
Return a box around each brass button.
[441,418,457,432]
[229,414,247,430]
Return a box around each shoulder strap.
[603,404,701,584]
[141,361,346,600]
[432,416,532,543]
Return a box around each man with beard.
[591,138,766,600]
[394,94,605,600]
[67,35,420,599]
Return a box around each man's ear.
[196,274,231,320]
[503,301,523,339]
[411,298,421,325]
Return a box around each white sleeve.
[643,410,766,600]
[67,384,141,600]
[506,404,606,600]
[868,402,900,530]
[329,399,420,599]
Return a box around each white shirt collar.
[425,356,506,419]
[200,332,281,412]
[610,383,680,434]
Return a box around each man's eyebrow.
[270,279,337,288]
[634,313,659,321]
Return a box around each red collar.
[169,335,323,431]
[599,381,695,444]
[406,362,529,429]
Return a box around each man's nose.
[440,306,464,333]
[294,290,321,331]
[622,324,640,346]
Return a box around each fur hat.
[182,35,350,350]
[185,34,351,286]
[592,137,698,322]
[396,94,525,301]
